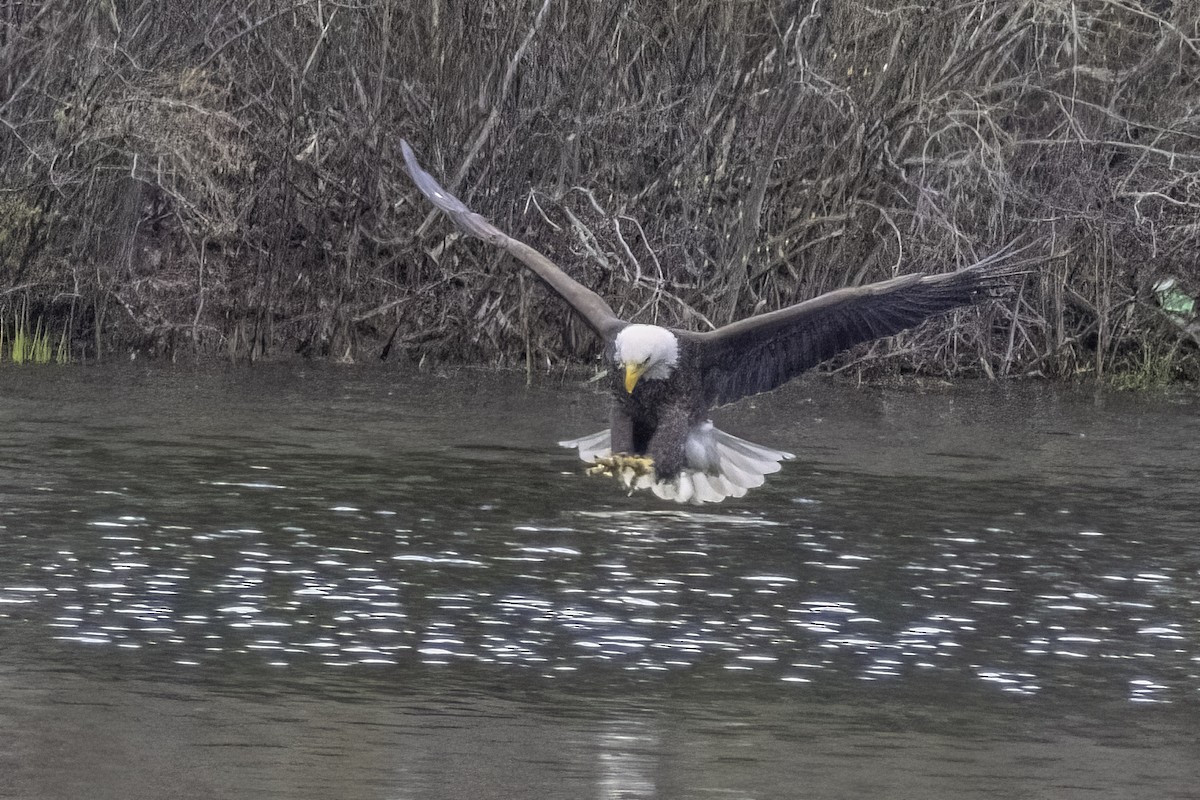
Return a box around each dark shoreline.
[2,2,1197,385]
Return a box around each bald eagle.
[401,141,1018,504]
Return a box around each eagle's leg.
[584,405,656,484]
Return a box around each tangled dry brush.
[2,0,1199,382]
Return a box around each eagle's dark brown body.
[607,340,705,480]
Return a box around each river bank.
[2,1,1198,384]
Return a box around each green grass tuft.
[2,307,69,365]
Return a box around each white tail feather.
[559,421,793,504]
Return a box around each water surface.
[1,365,1197,798]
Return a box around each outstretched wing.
[401,140,627,341]
[684,256,1021,407]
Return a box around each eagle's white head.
[614,324,679,393]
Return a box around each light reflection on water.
[2,365,1199,797]
[9,492,1194,704]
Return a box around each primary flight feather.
[401,140,1017,504]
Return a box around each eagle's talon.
[586,462,613,477]
[587,453,655,482]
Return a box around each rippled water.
[2,364,1198,798]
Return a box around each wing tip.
[400,138,422,180]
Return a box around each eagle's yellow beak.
[624,362,645,394]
